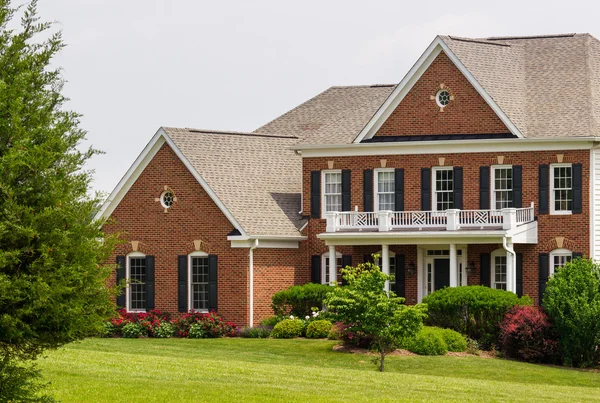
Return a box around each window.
[492,166,513,209]
[161,190,174,208]
[321,252,342,285]
[432,167,454,211]
[491,250,507,290]
[551,164,572,214]
[322,170,342,217]
[550,249,572,276]
[189,252,209,312]
[127,252,147,312]
[375,169,395,211]
[436,89,450,107]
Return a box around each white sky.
[37,0,600,196]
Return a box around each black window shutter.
[208,255,218,311]
[573,252,583,260]
[363,254,374,264]
[310,171,321,218]
[539,165,549,214]
[116,255,126,308]
[311,255,321,283]
[480,253,491,287]
[516,253,523,297]
[363,169,373,212]
[342,170,351,211]
[395,168,405,211]
[395,255,405,298]
[421,168,431,211]
[572,163,582,214]
[539,253,549,301]
[178,255,188,312]
[480,166,490,210]
[145,256,155,310]
[513,165,523,208]
[453,167,463,209]
[341,255,352,286]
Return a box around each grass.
[38,338,599,403]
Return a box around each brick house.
[97,33,600,326]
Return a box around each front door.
[434,258,450,291]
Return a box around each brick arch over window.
[539,237,577,253]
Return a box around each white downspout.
[249,239,259,327]
[502,236,516,293]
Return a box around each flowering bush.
[174,311,236,338]
[500,305,559,363]
[153,322,176,338]
[122,322,145,338]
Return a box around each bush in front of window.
[271,319,304,339]
[306,320,333,339]
[499,305,559,363]
[271,283,334,318]
[422,286,532,349]
[174,310,236,338]
[543,258,600,368]
[122,323,146,339]
[153,322,176,339]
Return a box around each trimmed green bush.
[405,327,448,356]
[306,320,333,339]
[438,328,467,352]
[121,323,145,339]
[260,315,283,327]
[271,283,333,317]
[422,286,531,348]
[153,322,176,339]
[543,258,600,367]
[271,319,304,339]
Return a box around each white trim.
[229,238,303,249]
[490,248,507,290]
[432,166,453,211]
[435,89,450,108]
[491,165,513,210]
[353,37,524,143]
[421,247,467,297]
[188,251,209,313]
[321,251,342,285]
[126,251,147,313]
[94,127,248,237]
[321,169,342,219]
[549,248,572,276]
[293,138,596,158]
[160,190,174,209]
[374,168,395,212]
[550,163,573,215]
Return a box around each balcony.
[325,203,535,233]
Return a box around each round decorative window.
[436,89,451,107]
[161,191,174,208]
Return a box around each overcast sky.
[37,0,600,196]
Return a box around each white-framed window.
[160,190,174,208]
[549,248,572,276]
[321,251,342,285]
[492,165,513,209]
[374,169,395,212]
[321,170,342,218]
[126,251,147,312]
[436,89,451,107]
[188,251,209,312]
[432,167,454,211]
[491,249,507,290]
[550,164,573,214]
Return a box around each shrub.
[260,315,283,327]
[499,305,558,363]
[328,322,344,340]
[543,258,600,367]
[438,328,467,352]
[306,320,333,339]
[239,325,273,338]
[102,322,120,338]
[271,283,333,317]
[174,311,236,338]
[153,322,176,339]
[271,319,304,339]
[405,327,448,356]
[122,322,145,338]
[422,286,531,348]
[188,323,206,339]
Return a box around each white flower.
[305,316,310,320]
[289,315,294,320]
[312,311,319,317]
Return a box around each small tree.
[543,258,600,367]
[325,261,426,372]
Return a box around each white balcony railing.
[326,202,535,233]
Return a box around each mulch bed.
[333,343,496,358]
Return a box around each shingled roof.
[440,33,600,138]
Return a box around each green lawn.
[38,338,599,403]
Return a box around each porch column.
[329,245,336,286]
[449,244,458,287]
[505,239,516,293]
[382,244,390,293]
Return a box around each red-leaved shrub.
[500,305,559,363]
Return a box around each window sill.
[549,211,572,216]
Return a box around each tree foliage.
[0,1,117,399]
[325,260,426,372]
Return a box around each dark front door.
[434,259,450,291]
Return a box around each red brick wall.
[104,143,306,326]
[303,149,590,304]
[375,52,509,137]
